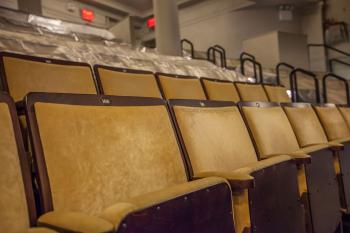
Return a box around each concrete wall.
[41,0,120,28]
[179,0,302,58]
[279,31,309,69]
[0,0,18,10]
[109,16,133,43]
[243,31,280,68]
[243,31,309,69]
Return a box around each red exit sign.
[81,8,95,22]
[147,17,155,28]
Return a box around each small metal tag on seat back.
[100,97,111,105]
[256,103,260,107]
[200,102,205,107]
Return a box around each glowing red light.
[147,18,155,28]
[81,8,95,22]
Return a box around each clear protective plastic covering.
[0,7,243,81]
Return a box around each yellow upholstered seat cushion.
[283,106,328,147]
[264,85,291,103]
[314,106,350,141]
[241,106,300,159]
[339,107,350,129]
[173,105,258,174]
[3,56,96,101]
[202,79,240,102]
[235,83,268,102]
[0,103,31,233]
[158,75,206,100]
[96,68,161,98]
[34,103,187,216]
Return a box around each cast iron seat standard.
[200,78,240,102]
[240,102,342,233]
[94,65,162,98]
[169,100,305,233]
[0,52,98,102]
[25,93,236,233]
[263,84,291,103]
[234,82,269,102]
[0,93,112,233]
[282,103,350,213]
[156,73,206,100]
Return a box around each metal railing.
[290,68,320,103]
[181,39,195,59]
[241,57,263,83]
[276,62,295,86]
[322,73,350,105]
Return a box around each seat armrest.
[195,155,292,192]
[38,212,114,233]
[194,172,254,191]
[328,142,345,151]
[287,152,312,165]
[100,177,231,228]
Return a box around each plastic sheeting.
[0,7,245,81]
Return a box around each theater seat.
[240,102,342,233]
[200,78,240,102]
[156,73,206,100]
[263,85,291,103]
[314,104,350,143]
[94,65,162,98]
[235,82,269,102]
[25,93,236,233]
[169,100,305,233]
[0,52,98,102]
[283,103,350,213]
[0,93,111,233]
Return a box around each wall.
[41,0,120,28]
[243,31,280,68]
[109,16,133,43]
[0,0,18,10]
[179,0,302,58]
[243,31,309,69]
[301,2,327,71]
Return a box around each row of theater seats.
[0,51,348,233]
[0,52,290,103]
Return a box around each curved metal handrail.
[207,47,225,68]
[290,68,320,103]
[214,45,227,68]
[276,62,295,86]
[181,39,195,59]
[322,73,350,105]
[241,57,264,83]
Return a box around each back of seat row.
[0,52,290,103]
[0,52,98,101]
